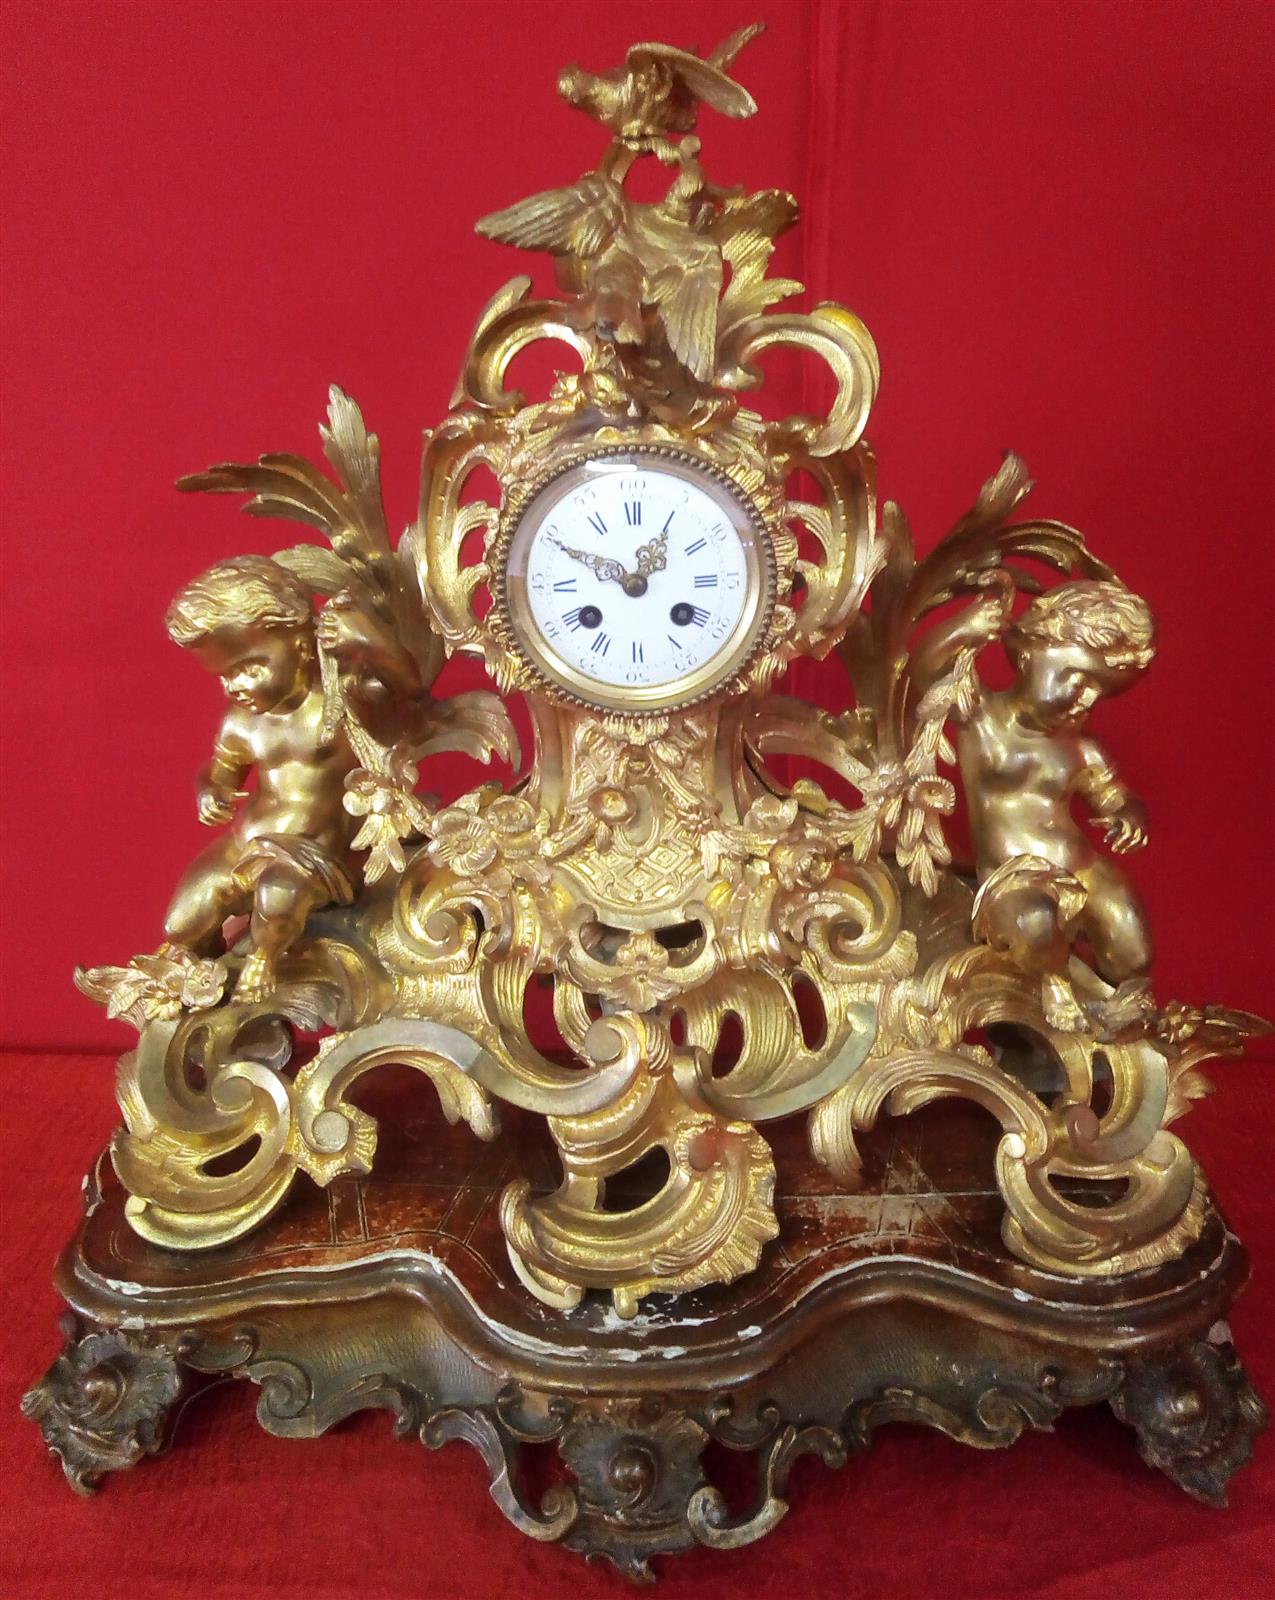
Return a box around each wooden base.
[22,1072,1268,1582]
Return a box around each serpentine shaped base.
[24,1089,1266,1580]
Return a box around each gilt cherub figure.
[913,576,1156,990]
[161,551,468,1001]
[76,387,517,1024]
[162,556,361,1001]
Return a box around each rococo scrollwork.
[74,22,1266,1317]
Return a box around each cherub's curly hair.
[166,556,312,646]
[1009,581,1155,672]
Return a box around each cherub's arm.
[198,716,252,826]
[316,594,428,703]
[907,570,1014,697]
[1074,737,1148,853]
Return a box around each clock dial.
[501,449,771,712]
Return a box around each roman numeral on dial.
[514,458,756,702]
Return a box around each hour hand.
[549,537,628,585]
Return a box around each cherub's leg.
[234,865,327,1001]
[1077,862,1154,985]
[163,839,248,955]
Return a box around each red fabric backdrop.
[1,2,1273,1595]
[1,0,1272,1048]
[2,0,1273,1049]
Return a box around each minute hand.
[549,537,629,586]
[634,530,668,577]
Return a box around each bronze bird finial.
[474,24,781,382]
[557,22,764,146]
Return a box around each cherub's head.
[1006,581,1155,731]
[166,556,313,713]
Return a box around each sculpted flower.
[75,947,229,1031]
[427,790,548,883]
[742,794,799,841]
[854,760,908,826]
[903,775,954,816]
[543,366,628,420]
[1155,1001,1268,1050]
[770,838,833,892]
[587,785,637,850]
[610,931,674,1013]
[484,795,542,856]
[178,955,231,1010]
[345,770,396,818]
[429,807,500,877]
[344,756,434,883]
[589,786,635,824]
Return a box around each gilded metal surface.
[493,443,777,716]
[74,25,1266,1311]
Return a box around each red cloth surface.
[1,1050,1271,1599]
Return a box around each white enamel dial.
[501,449,771,713]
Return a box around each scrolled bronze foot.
[1110,1327,1269,1507]
[21,1317,183,1495]
[556,1398,710,1582]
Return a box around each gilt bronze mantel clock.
[23,24,1268,1579]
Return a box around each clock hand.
[549,537,629,586]
[633,529,668,577]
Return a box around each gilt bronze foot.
[1111,1329,1270,1508]
[21,1316,183,1495]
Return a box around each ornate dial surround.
[492,443,776,715]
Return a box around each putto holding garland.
[26,24,1267,1579]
